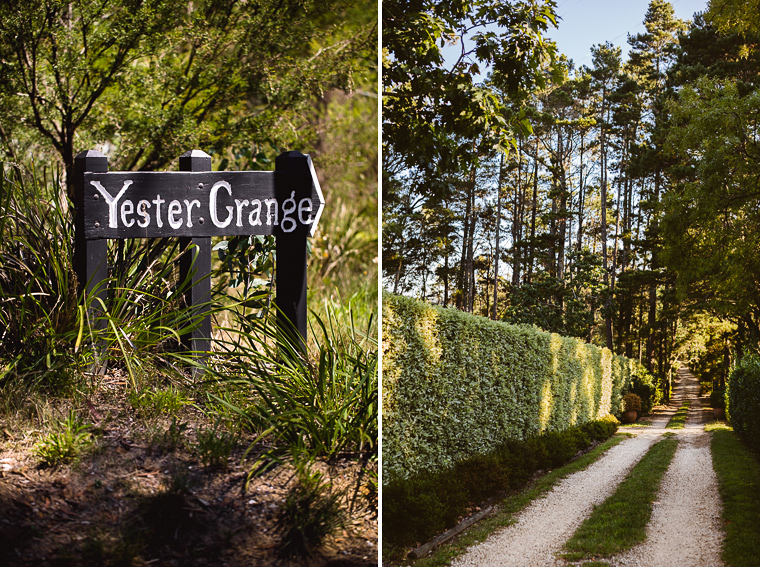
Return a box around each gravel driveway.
[452,368,724,567]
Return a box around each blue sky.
[548,0,710,68]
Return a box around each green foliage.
[727,356,760,453]
[711,427,760,567]
[562,438,679,559]
[504,249,608,339]
[382,416,619,551]
[383,0,560,175]
[128,386,191,418]
[0,162,85,391]
[34,410,93,466]
[622,393,641,413]
[0,0,376,192]
[208,301,377,475]
[194,424,238,469]
[710,386,726,410]
[275,462,344,557]
[663,77,760,337]
[627,371,660,415]
[383,293,636,481]
[673,314,735,390]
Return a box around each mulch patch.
[0,380,376,567]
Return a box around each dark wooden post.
[74,150,109,318]
[275,151,311,352]
[179,150,212,354]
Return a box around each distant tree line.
[383,0,760,385]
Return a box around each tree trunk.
[527,147,539,285]
[601,111,613,351]
[493,152,505,319]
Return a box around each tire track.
[610,369,724,567]
[451,368,722,567]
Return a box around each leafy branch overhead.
[0,0,377,196]
[383,0,561,174]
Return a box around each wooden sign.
[82,168,324,239]
[73,149,322,358]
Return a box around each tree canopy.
[383,0,760,391]
[0,0,376,196]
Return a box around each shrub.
[628,371,661,415]
[382,416,619,552]
[623,393,642,414]
[383,294,637,481]
[34,410,93,466]
[710,386,726,410]
[727,356,760,453]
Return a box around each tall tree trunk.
[557,127,567,284]
[512,137,524,287]
[456,178,470,310]
[466,161,477,313]
[646,169,661,372]
[527,147,539,285]
[393,257,403,294]
[601,112,613,351]
[576,130,585,252]
[493,152,505,319]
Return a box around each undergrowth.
[0,159,378,559]
[34,410,93,466]
[382,415,620,555]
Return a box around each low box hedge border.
[382,415,620,552]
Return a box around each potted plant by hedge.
[622,393,642,423]
[710,387,726,420]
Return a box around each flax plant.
[207,300,378,478]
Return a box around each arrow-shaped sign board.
[82,159,324,240]
[74,149,321,355]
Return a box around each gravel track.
[610,370,724,567]
[452,368,724,567]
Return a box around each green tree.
[626,0,685,372]
[0,0,376,197]
[382,0,559,178]
[662,6,760,354]
[589,41,621,350]
[663,78,760,346]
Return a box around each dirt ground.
[0,376,377,567]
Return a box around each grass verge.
[398,434,626,567]
[710,423,760,567]
[665,400,692,429]
[561,437,679,560]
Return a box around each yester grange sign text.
[82,169,324,240]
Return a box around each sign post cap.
[179,149,211,159]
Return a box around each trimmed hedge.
[383,415,620,551]
[727,355,760,453]
[383,293,639,482]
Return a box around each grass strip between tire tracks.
[561,437,679,561]
[665,400,692,429]
[401,434,626,567]
[709,422,760,567]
